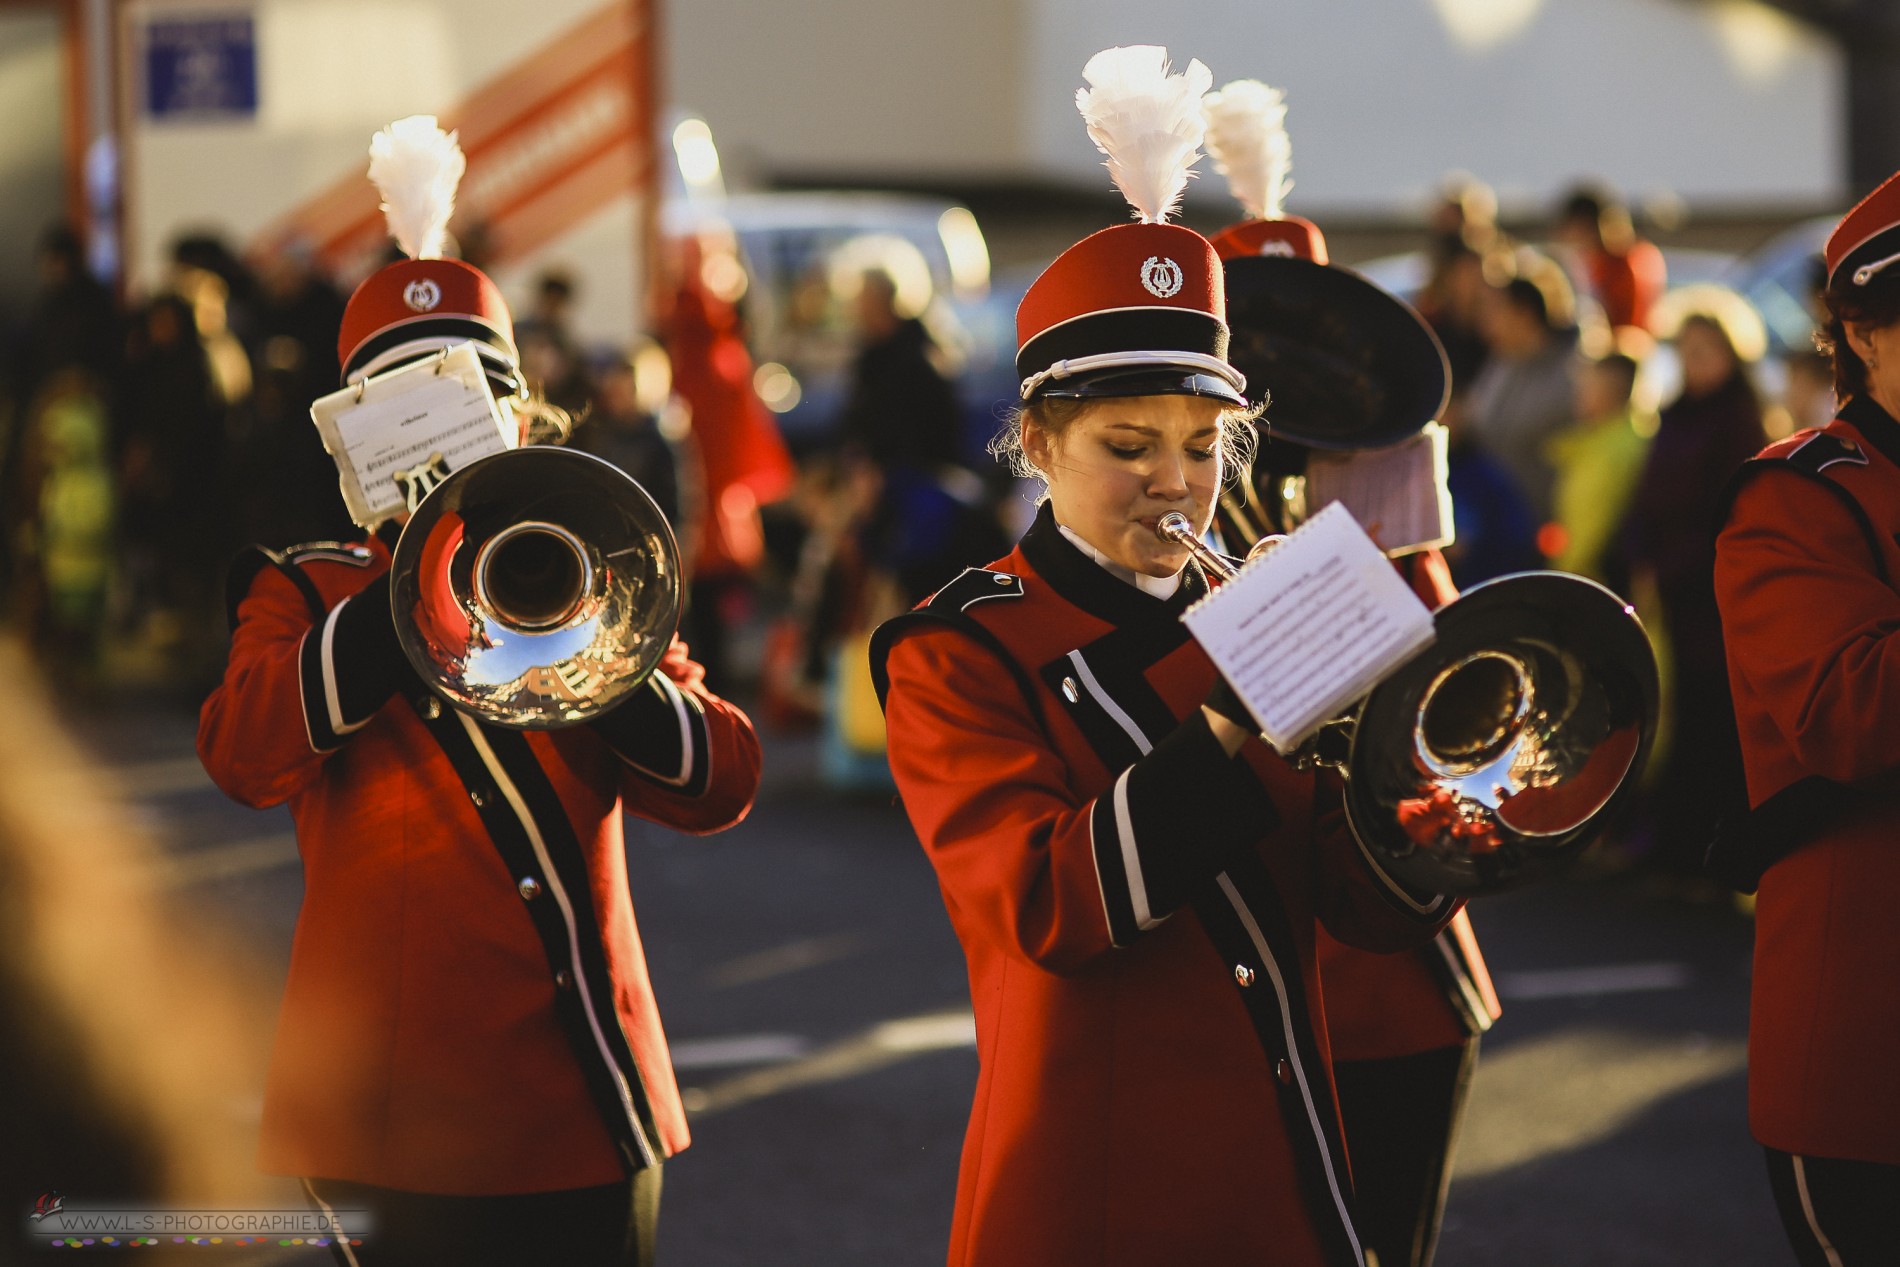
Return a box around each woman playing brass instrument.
[869,49,1461,1266]
[198,119,760,1266]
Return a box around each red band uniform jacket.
[198,534,761,1194]
[871,506,1462,1267]
[1714,393,1900,1166]
[1319,549,1500,1061]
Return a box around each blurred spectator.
[1544,350,1653,588]
[229,241,352,547]
[1773,349,1835,439]
[837,269,965,473]
[512,267,579,352]
[1416,242,1492,391]
[762,452,888,731]
[13,224,119,405]
[1466,273,1579,521]
[171,231,260,349]
[1555,183,1666,334]
[175,266,253,411]
[1428,171,1501,258]
[3,227,120,601]
[520,327,594,420]
[252,239,344,385]
[23,371,115,685]
[114,293,231,678]
[1621,309,1766,876]
[571,339,685,527]
[1440,390,1543,588]
[663,235,796,689]
[515,269,593,417]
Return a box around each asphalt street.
[43,697,1787,1266]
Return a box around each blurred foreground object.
[0,635,277,1228]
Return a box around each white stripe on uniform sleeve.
[1111,769,1160,931]
[320,597,374,739]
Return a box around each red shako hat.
[336,116,521,391]
[1201,80,1328,265]
[1208,216,1328,265]
[1825,169,1900,291]
[1016,47,1246,406]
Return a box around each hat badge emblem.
[1140,256,1184,299]
[1257,240,1296,258]
[403,279,443,312]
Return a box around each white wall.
[664,0,1027,183]
[0,11,66,321]
[111,0,1848,343]
[121,0,627,335]
[670,0,1843,217]
[1026,0,1843,217]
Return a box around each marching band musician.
[1200,81,1498,1267]
[1710,171,1900,1263]
[869,50,1461,1266]
[197,119,761,1266]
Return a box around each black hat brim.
[1034,366,1248,408]
[1222,257,1450,451]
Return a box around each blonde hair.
[510,382,578,447]
[989,394,1260,488]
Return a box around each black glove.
[325,571,414,718]
[1203,675,1262,736]
[586,673,707,794]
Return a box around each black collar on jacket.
[1019,500,1211,631]
[1839,393,1900,471]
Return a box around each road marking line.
[701,932,867,988]
[1495,961,1694,1000]
[151,835,300,886]
[669,1034,811,1070]
[679,1007,976,1116]
[108,757,215,799]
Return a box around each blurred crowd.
[1422,177,1830,882]
[0,177,1837,869]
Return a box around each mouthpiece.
[1155,512,1197,546]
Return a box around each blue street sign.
[144,15,257,120]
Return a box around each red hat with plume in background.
[1199,77,1448,448]
[1200,79,1328,266]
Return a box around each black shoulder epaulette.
[924,566,1026,612]
[1718,442,1889,586]
[1779,432,1868,476]
[866,568,1046,738]
[282,540,376,568]
[223,540,370,630]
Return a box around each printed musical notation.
[1183,502,1436,752]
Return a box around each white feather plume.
[367,115,466,261]
[1201,80,1292,221]
[1075,46,1213,224]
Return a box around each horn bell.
[1222,255,1450,451]
[390,447,683,729]
[1342,572,1659,894]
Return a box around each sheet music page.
[1302,422,1454,556]
[1182,501,1437,752]
[309,343,515,527]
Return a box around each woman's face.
[1676,320,1737,398]
[1025,393,1227,577]
[1846,318,1900,408]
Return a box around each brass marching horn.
[1158,512,1658,894]
[389,447,684,729]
